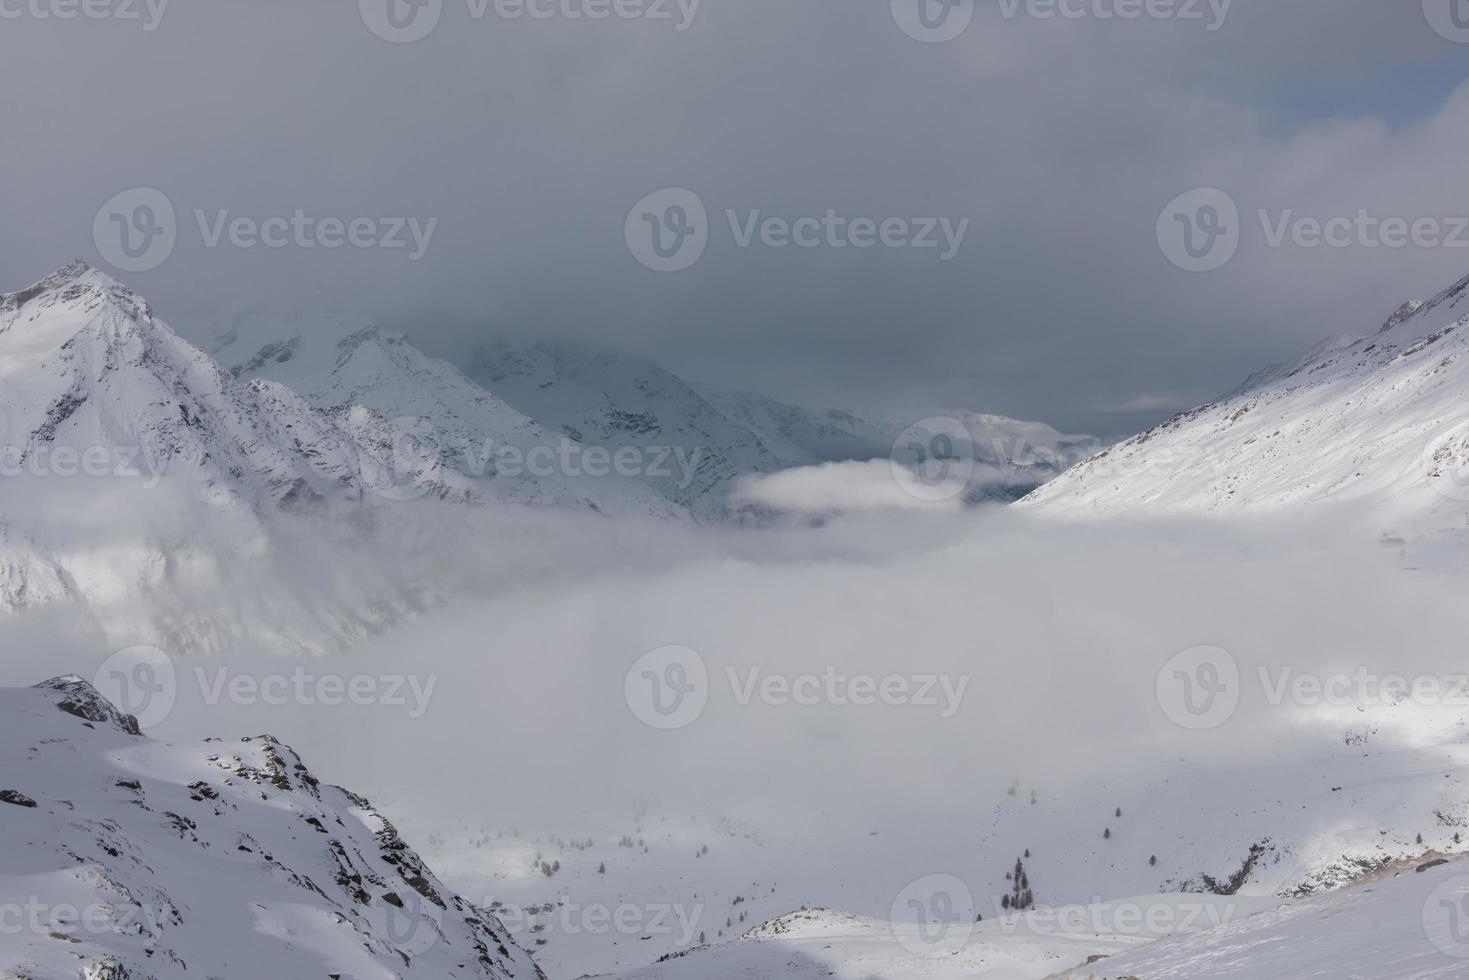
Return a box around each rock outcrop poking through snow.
[0,675,544,980]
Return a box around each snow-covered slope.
[1050,855,1469,979]
[1023,271,1469,529]
[0,522,80,615]
[601,857,1469,980]
[210,312,674,517]
[467,338,782,519]
[0,674,545,980]
[596,901,1224,980]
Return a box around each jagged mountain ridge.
[465,337,783,519]
[1022,270,1469,529]
[0,675,544,980]
[0,262,472,509]
[209,312,676,517]
[0,263,481,654]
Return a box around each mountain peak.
[1,260,150,321]
[33,674,143,736]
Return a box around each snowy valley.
[7,267,1469,980]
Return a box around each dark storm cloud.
[2,0,1468,436]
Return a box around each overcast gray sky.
[3,0,1469,436]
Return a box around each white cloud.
[733,459,969,514]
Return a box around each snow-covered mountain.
[0,262,472,510]
[465,338,786,519]
[1023,271,1469,529]
[0,263,485,653]
[0,674,545,980]
[200,308,1091,518]
[209,313,676,517]
[708,390,893,466]
[713,390,1094,483]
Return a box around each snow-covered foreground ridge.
[0,674,544,980]
[1023,270,1469,528]
[602,859,1469,980]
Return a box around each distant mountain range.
[0,262,1078,651]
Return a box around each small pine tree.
[1417,833,1424,845]
[1150,855,1157,866]
[1115,807,1122,818]
[699,931,706,944]
[598,862,606,874]
[1104,828,1111,839]
[1024,848,1030,858]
